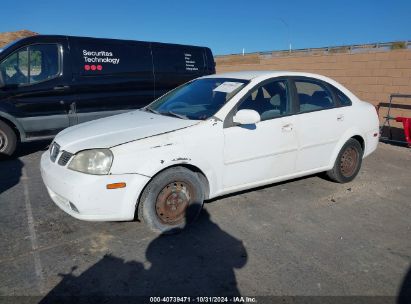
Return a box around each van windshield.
[146,78,248,120]
[0,39,22,54]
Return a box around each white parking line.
[22,167,45,294]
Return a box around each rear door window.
[295,80,335,113]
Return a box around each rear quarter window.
[335,88,352,106]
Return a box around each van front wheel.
[0,120,17,157]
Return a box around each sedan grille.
[49,142,60,162]
[58,151,73,166]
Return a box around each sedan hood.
[55,110,199,153]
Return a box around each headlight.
[68,149,113,175]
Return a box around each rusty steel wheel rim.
[340,147,358,177]
[155,181,192,225]
[0,129,8,152]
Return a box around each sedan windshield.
[146,78,248,120]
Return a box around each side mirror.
[233,109,261,125]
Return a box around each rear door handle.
[54,85,70,91]
[282,123,293,132]
[337,114,344,121]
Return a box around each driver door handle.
[54,85,70,91]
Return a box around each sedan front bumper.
[40,151,150,221]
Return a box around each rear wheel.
[326,138,363,183]
[138,167,204,234]
[0,120,17,157]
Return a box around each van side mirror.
[233,109,261,125]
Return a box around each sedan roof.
[202,70,328,81]
[201,70,359,106]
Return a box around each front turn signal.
[106,182,126,190]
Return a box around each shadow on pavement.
[0,157,23,194]
[14,140,50,158]
[0,139,49,161]
[398,265,411,304]
[0,140,49,194]
[207,173,318,204]
[40,207,248,303]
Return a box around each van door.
[0,37,73,139]
[152,43,206,99]
[70,38,154,124]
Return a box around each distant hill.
[0,30,38,48]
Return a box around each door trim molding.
[224,147,298,165]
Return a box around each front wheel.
[138,167,204,234]
[326,138,363,183]
[0,120,17,157]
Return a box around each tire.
[138,166,205,234]
[0,120,17,157]
[326,138,363,183]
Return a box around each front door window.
[0,44,60,86]
[0,48,29,85]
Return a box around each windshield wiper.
[143,107,187,119]
[142,107,160,115]
[160,111,188,120]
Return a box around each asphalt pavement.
[0,141,410,303]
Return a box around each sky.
[1,0,410,55]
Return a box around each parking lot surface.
[0,142,410,301]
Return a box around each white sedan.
[40,71,379,233]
